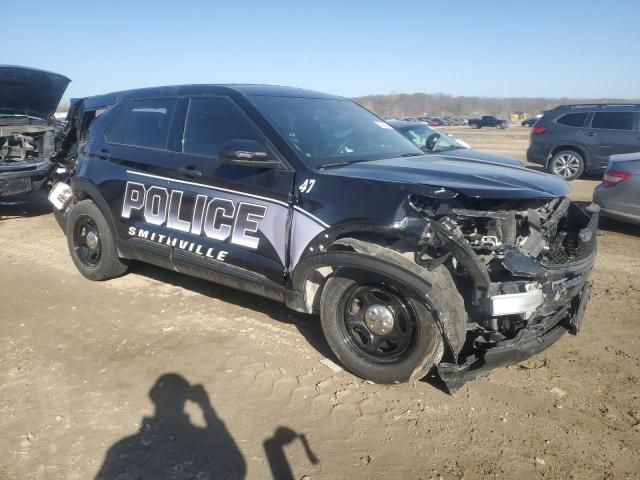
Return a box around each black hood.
[0,66,70,119]
[436,148,523,167]
[324,155,570,199]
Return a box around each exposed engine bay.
[412,195,598,267]
[0,121,61,165]
[394,190,598,389]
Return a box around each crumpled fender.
[291,237,467,358]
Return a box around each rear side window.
[556,112,588,127]
[591,111,635,130]
[183,97,265,157]
[122,98,177,149]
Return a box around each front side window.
[183,97,266,157]
[556,112,588,128]
[591,111,635,131]
[122,98,176,149]
[249,96,422,168]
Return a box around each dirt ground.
[1,126,639,480]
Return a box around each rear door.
[98,97,180,270]
[164,96,295,285]
[582,111,639,169]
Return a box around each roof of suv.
[81,84,343,109]
[550,103,640,111]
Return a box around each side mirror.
[424,133,440,152]
[219,139,279,167]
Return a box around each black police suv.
[49,85,598,391]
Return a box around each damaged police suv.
[50,85,598,391]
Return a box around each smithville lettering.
[127,226,229,261]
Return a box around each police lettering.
[122,182,267,250]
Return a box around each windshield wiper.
[399,152,424,157]
[318,159,372,170]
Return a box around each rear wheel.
[320,272,444,384]
[66,200,128,280]
[549,149,584,180]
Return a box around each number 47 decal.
[298,179,316,193]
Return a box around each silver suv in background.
[527,104,640,180]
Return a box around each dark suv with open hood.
[49,85,598,392]
[0,66,70,196]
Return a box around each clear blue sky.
[5,0,639,102]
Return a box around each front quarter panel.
[290,172,426,272]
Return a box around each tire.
[548,149,585,181]
[319,271,446,384]
[66,199,128,280]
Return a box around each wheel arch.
[548,144,589,168]
[68,177,134,258]
[290,236,468,359]
[70,178,118,232]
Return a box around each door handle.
[95,149,111,160]
[177,166,202,177]
[585,132,597,137]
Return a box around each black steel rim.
[73,216,101,267]
[339,284,417,364]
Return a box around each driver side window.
[183,98,267,158]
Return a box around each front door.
[164,96,294,285]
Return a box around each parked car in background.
[593,152,640,225]
[450,117,467,126]
[468,115,507,129]
[521,117,539,127]
[0,65,70,197]
[527,104,640,181]
[388,120,522,166]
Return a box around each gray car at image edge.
[593,152,640,225]
[527,104,640,180]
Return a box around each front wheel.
[66,200,128,280]
[548,150,584,181]
[320,272,444,384]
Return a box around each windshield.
[249,96,423,168]
[397,124,464,152]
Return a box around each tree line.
[352,92,640,119]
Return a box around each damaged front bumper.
[438,279,591,393]
[430,201,599,393]
[0,160,54,196]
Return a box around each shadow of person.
[96,374,246,479]
[264,427,318,480]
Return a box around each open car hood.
[0,65,70,119]
[325,155,571,199]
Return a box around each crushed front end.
[400,191,599,392]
